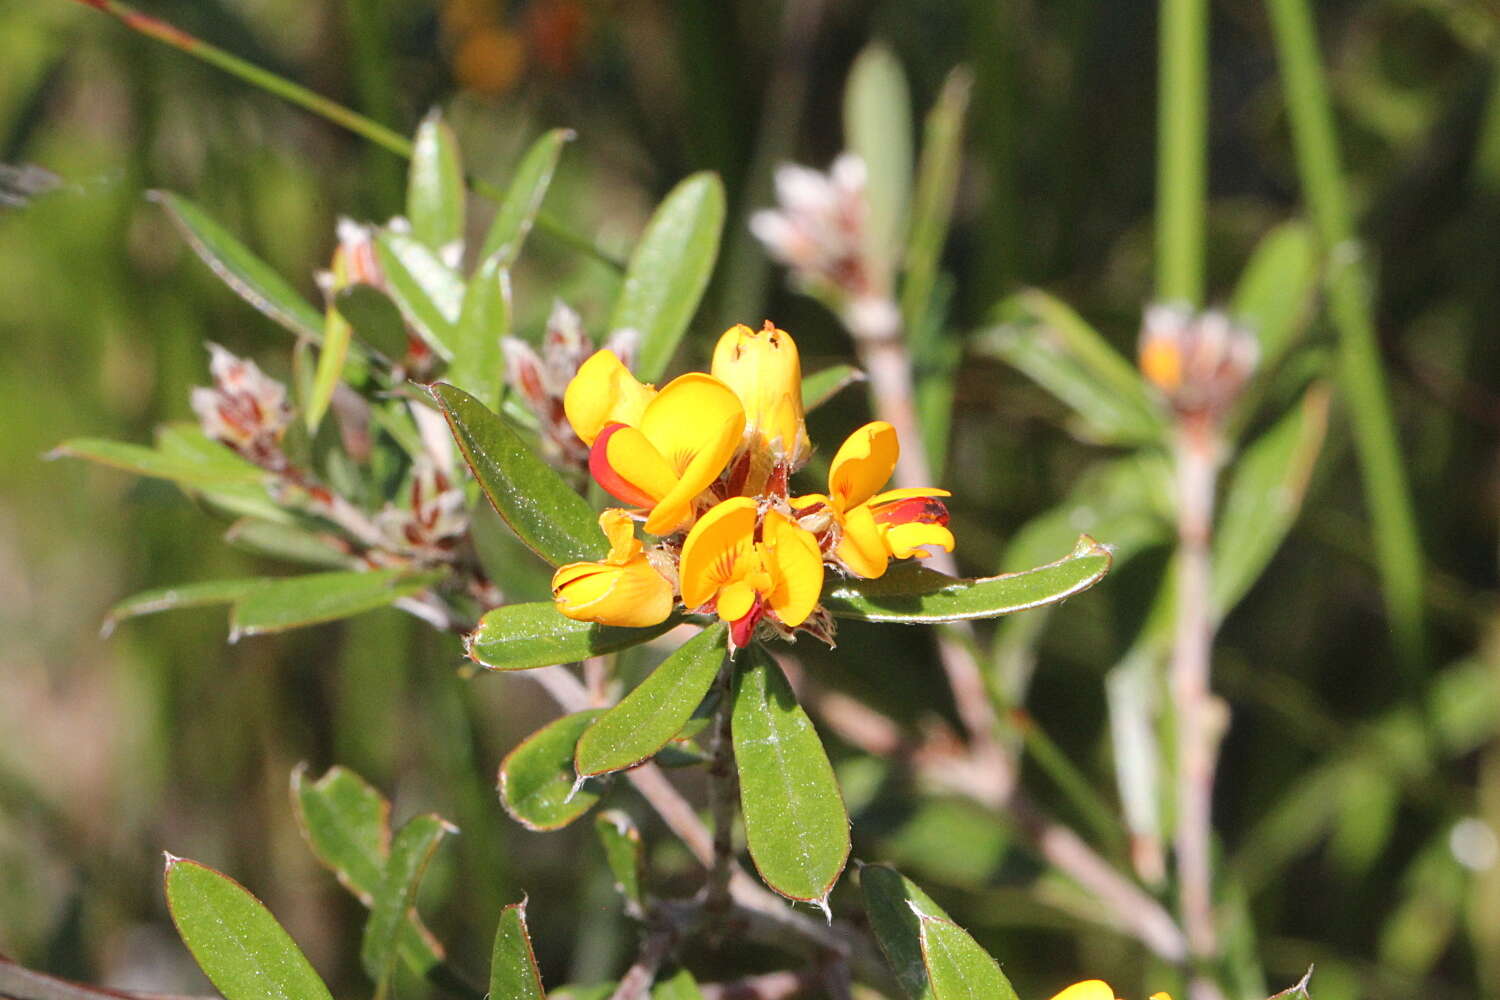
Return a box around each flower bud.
[1138,305,1258,421]
[711,322,810,492]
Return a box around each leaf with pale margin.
[821,536,1111,623]
[861,865,953,1000]
[480,128,575,264]
[430,383,603,566]
[361,814,454,999]
[102,577,268,637]
[801,364,865,411]
[594,811,644,909]
[52,437,266,488]
[150,191,324,341]
[407,110,466,252]
[490,900,545,1000]
[164,856,334,1000]
[915,906,1019,1000]
[224,519,352,569]
[575,623,727,777]
[306,288,354,431]
[500,710,607,831]
[229,568,444,640]
[733,649,850,903]
[375,230,462,359]
[466,602,676,671]
[613,173,726,381]
[448,254,511,410]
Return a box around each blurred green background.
[4,1,1500,998]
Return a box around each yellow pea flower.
[678,498,824,649]
[710,321,810,494]
[1049,982,1172,1000]
[790,421,953,578]
[551,509,675,628]
[571,365,746,537]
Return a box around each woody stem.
[704,660,739,929]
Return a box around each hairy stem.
[704,662,738,928]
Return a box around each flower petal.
[717,579,757,623]
[590,423,679,510]
[760,510,823,627]
[639,373,746,475]
[882,521,955,560]
[598,508,642,564]
[828,421,899,511]
[563,349,657,447]
[643,408,745,536]
[679,497,758,609]
[711,322,810,467]
[1048,982,1118,1000]
[835,504,890,579]
[551,557,674,628]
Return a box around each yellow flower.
[551,509,675,628]
[1049,982,1172,1000]
[566,353,746,536]
[679,498,824,649]
[790,421,953,578]
[710,321,810,494]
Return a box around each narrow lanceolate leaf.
[430,383,604,565]
[447,255,511,411]
[290,767,453,987]
[801,364,866,412]
[822,536,1111,623]
[914,907,1019,1000]
[612,173,727,381]
[102,577,267,636]
[335,284,409,360]
[978,291,1167,445]
[575,623,727,777]
[150,191,324,340]
[1213,385,1329,619]
[1231,220,1318,370]
[500,710,607,831]
[844,43,913,279]
[733,650,850,903]
[164,856,334,1000]
[651,968,705,1000]
[52,438,265,488]
[490,900,545,1000]
[481,128,575,264]
[307,293,354,431]
[361,815,455,998]
[861,865,953,1000]
[407,110,466,253]
[375,230,463,359]
[229,568,444,640]
[901,66,973,337]
[594,811,644,909]
[466,602,675,671]
[224,519,353,569]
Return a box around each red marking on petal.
[589,423,660,508]
[729,597,764,651]
[872,496,950,527]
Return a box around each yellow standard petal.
[591,423,680,510]
[834,504,891,579]
[1048,982,1119,1000]
[710,321,810,470]
[551,557,674,628]
[759,510,823,627]
[563,349,657,447]
[638,373,746,535]
[679,497,758,610]
[828,421,899,512]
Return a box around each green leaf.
[612,173,727,381]
[481,128,575,264]
[150,191,324,340]
[575,623,727,777]
[732,649,849,903]
[466,602,675,671]
[861,865,953,1000]
[448,254,511,410]
[915,907,1018,1000]
[594,811,644,909]
[429,382,604,565]
[335,284,409,360]
[1213,385,1329,618]
[801,364,865,412]
[901,66,972,337]
[52,437,266,488]
[229,568,444,639]
[375,230,463,359]
[982,290,1166,441]
[844,43,913,279]
[407,110,466,253]
[164,856,334,1000]
[822,535,1112,623]
[224,518,353,569]
[1231,220,1319,370]
[361,814,454,998]
[650,968,705,1000]
[102,577,268,636]
[306,297,354,431]
[489,900,545,1000]
[500,710,607,831]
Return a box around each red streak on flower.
[872,496,950,527]
[589,423,658,509]
[729,597,763,650]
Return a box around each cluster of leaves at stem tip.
[53,33,1330,1000]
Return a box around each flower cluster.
[550,321,954,651]
[191,342,293,470]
